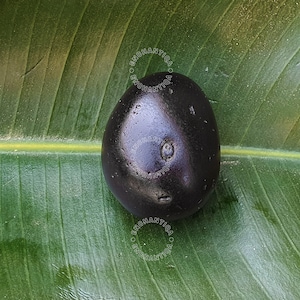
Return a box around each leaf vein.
[183,221,222,299]
[239,5,299,143]
[187,0,235,76]
[92,0,143,140]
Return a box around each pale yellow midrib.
[0,140,299,160]
[221,146,300,160]
[0,141,102,153]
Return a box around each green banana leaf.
[1,0,300,299]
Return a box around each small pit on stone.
[161,141,174,161]
[158,195,172,204]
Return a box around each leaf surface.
[0,1,300,299]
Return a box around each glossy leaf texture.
[0,0,300,299]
